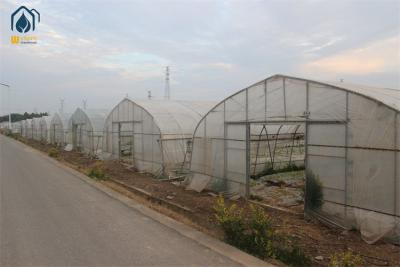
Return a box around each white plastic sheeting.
[36,116,52,143]
[11,121,23,134]
[190,74,399,243]
[49,113,70,146]
[103,98,216,176]
[23,119,33,139]
[67,108,109,155]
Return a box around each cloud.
[299,36,400,75]
[191,62,234,71]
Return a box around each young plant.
[88,162,107,180]
[213,196,245,248]
[48,148,59,158]
[329,251,363,267]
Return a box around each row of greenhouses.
[3,74,399,244]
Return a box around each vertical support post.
[245,122,250,198]
[118,123,121,160]
[304,82,310,212]
[345,92,349,217]
[203,116,207,174]
[245,88,250,198]
[223,102,227,188]
[394,113,398,217]
[283,77,287,119]
[264,79,267,121]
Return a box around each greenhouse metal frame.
[49,112,70,146]
[23,119,33,139]
[189,74,399,243]
[37,116,52,143]
[103,98,215,176]
[67,108,109,156]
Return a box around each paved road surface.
[0,136,241,267]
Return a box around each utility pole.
[1,83,11,129]
[83,99,87,110]
[148,90,152,100]
[164,66,170,100]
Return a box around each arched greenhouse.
[37,116,52,143]
[103,98,215,176]
[49,112,70,146]
[23,119,33,139]
[67,108,109,156]
[189,74,399,243]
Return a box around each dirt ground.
[16,137,400,266]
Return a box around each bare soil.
[17,137,400,266]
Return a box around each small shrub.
[273,235,311,266]
[329,251,362,267]
[249,194,263,202]
[305,170,323,210]
[246,204,275,257]
[213,196,245,247]
[48,148,59,158]
[214,196,311,265]
[88,162,107,180]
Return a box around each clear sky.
[0,0,399,115]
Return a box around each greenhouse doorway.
[72,123,84,151]
[114,121,135,165]
[248,122,305,212]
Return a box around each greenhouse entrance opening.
[249,121,305,211]
[114,121,135,165]
[72,123,84,151]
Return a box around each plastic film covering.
[49,113,70,146]
[11,121,23,134]
[68,108,109,155]
[23,119,33,139]
[190,74,400,243]
[36,116,52,143]
[103,98,216,176]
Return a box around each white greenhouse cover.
[38,116,53,143]
[68,108,109,155]
[50,112,71,145]
[189,74,400,244]
[103,98,216,176]
[134,99,216,139]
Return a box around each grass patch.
[214,196,311,266]
[329,250,362,267]
[88,162,107,180]
[48,148,59,158]
[251,163,305,180]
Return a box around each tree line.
[0,112,49,123]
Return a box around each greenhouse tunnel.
[67,108,109,156]
[103,98,216,177]
[49,112,70,146]
[12,120,23,135]
[38,116,52,143]
[189,74,399,243]
[23,119,33,139]
[31,117,41,141]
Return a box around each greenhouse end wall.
[68,108,108,156]
[50,113,70,146]
[103,98,163,175]
[189,74,399,243]
[103,98,216,177]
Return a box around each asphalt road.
[0,135,242,267]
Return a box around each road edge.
[4,136,274,267]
